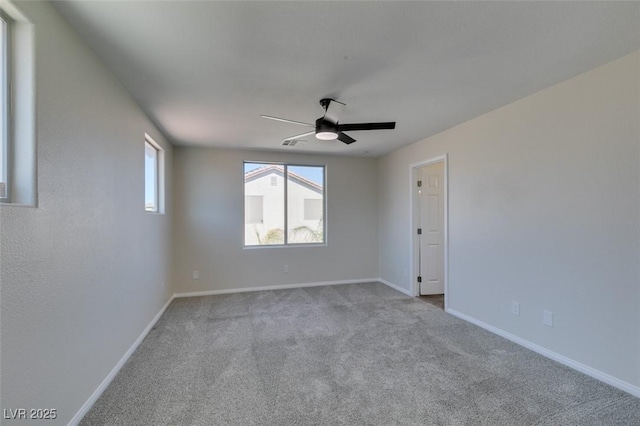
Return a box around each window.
[244,162,325,246]
[144,135,163,213]
[0,12,9,199]
[0,3,35,206]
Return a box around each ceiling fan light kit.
[316,132,338,140]
[315,118,339,140]
[262,98,396,145]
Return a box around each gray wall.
[172,148,378,293]
[0,1,173,424]
[378,52,640,388]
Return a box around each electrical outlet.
[510,301,520,316]
[283,264,289,273]
[543,310,554,327]
[192,270,199,280]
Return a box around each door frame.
[409,154,449,311]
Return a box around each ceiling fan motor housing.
[315,117,337,132]
[315,118,339,140]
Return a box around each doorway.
[410,155,448,310]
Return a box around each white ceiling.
[53,1,640,157]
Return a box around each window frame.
[243,161,326,248]
[144,134,163,214]
[0,10,11,201]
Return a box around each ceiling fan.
[261,98,396,145]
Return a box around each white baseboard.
[173,278,379,298]
[377,278,413,297]
[447,308,640,399]
[68,295,175,425]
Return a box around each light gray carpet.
[81,282,640,425]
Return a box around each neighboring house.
[244,165,323,245]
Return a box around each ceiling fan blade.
[261,115,314,127]
[337,122,396,132]
[323,99,346,124]
[337,132,356,145]
[284,130,315,141]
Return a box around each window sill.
[243,243,327,250]
[0,201,37,208]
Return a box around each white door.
[418,162,444,295]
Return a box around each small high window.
[0,12,9,199]
[0,3,35,206]
[144,135,163,213]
